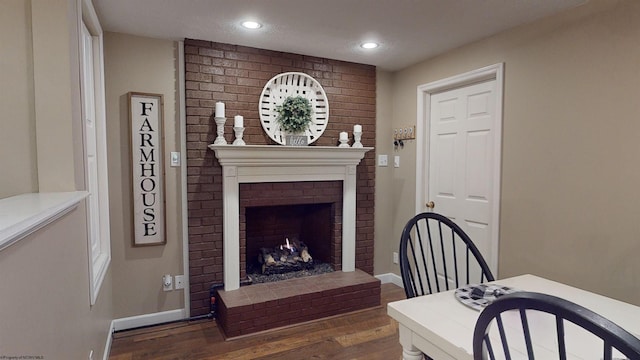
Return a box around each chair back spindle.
[399,212,494,299]
[473,292,640,360]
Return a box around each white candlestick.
[339,131,348,141]
[213,116,227,145]
[234,115,243,128]
[215,102,225,118]
[233,126,245,146]
[354,124,362,133]
[353,129,363,148]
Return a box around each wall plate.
[378,154,388,167]
[170,151,180,166]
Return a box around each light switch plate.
[170,152,180,167]
[394,155,400,168]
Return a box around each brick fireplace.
[208,145,378,337]
[184,39,377,317]
[208,145,371,291]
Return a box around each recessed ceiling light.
[361,42,379,49]
[241,21,262,29]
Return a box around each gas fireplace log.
[261,261,315,275]
[301,249,311,263]
[261,253,276,266]
[258,242,314,275]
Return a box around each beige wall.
[373,67,420,277]
[104,32,185,317]
[379,0,640,304]
[0,1,113,358]
[31,0,80,192]
[0,0,38,198]
[0,0,84,198]
[0,204,113,359]
[374,70,397,274]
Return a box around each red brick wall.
[185,39,376,316]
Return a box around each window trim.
[81,0,111,306]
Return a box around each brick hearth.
[216,270,380,338]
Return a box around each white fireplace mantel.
[208,145,373,291]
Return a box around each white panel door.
[428,79,497,275]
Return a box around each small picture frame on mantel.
[128,92,166,246]
[285,134,308,146]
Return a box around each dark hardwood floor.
[109,283,406,360]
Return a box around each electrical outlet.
[378,154,388,167]
[393,252,399,264]
[394,155,400,168]
[163,274,173,291]
[175,275,185,290]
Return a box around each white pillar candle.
[234,115,244,128]
[215,102,225,118]
[354,124,362,133]
[339,131,348,141]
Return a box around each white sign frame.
[128,92,166,246]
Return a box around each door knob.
[426,201,435,209]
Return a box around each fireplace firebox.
[245,203,334,275]
[240,181,342,281]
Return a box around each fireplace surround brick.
[185,39,376,316]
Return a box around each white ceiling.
[93,0,587,71]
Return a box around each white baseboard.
[112,308,187,332]
[375,273,404,288]
[103,320,114,360]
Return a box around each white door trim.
[178,41,191,317]
[415,63,504,275]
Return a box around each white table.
[387,274,640,360]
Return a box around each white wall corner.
[375,273,404,288]
[102,320,115,360]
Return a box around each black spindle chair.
[473,291,640,360]
[399,212,495,299]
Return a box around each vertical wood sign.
[128,92,166,246]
